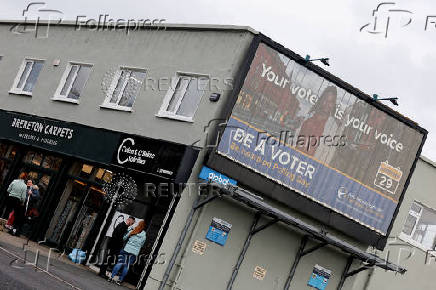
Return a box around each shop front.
[0,109,199,286]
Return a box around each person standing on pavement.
[24,180,40,215]
[109,220,146,285]
[5,172,28,236]
[99,216,135,278]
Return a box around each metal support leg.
[283,235,309,290]
[251,218,279,235]
[302,242,327,256]
[345,264,374,278]
[226,212,261,290]
[337,256,354,290]
[158,193,219,290]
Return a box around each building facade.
[0,21,254,287]
[0,20,426,290]
[353,156,436,290]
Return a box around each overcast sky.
[1,0,436,160]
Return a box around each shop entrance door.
[44,163,112,252]
[0,142,21,218]
[15,150,63,237]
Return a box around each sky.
[1,0,436,160]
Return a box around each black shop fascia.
[0,109,198,274]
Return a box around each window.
[157,73,209,122]
[400,201,436,250]
[53,62,92,103]
[10,58,44,95]
[101,67,146,111]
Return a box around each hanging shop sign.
[199,166,237,186]
[307,264,331,290]
[216,42,426,235]
[205,217,232,246]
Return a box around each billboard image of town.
[217,42,425,235]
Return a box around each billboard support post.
[158,191,220,290]
[337,258,376,290]
[226,212,261,290]
[284,235,309,289]
[283,235,328,289]
[337,256,354,290]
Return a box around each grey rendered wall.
[0,23,254,147]
[154,196,357,290]
[148,179,363,290]
[352,157,436,290]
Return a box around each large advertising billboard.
[217,42,425,235]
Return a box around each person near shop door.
[5,172,28,236]
[25,180,40,218]
[99,216,136,278]
[109,220,146,285]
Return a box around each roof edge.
[419,155,436,168]
[0,19,259,34]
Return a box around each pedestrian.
[5,172,28,236]
[25,180,40,218]
[109,220,146,285]
[99,216,135,278]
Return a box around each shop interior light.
[305,54,330,66]
[372,94,399,106]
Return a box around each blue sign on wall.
[199,166,237,186]
[307,264,331,290]
[206,218,232,246]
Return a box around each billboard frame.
[206,33,428,249]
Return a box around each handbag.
[6,210,15,227]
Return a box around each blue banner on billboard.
[218,117,398,234]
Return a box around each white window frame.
[156,71,210,122]
[52,61,93,104]
[100,66,147,112]
[10,58,45,96]
[398,201,436,252]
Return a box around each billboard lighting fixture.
[372,94,399,106]
[305,54,330,66]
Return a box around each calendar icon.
[374,161,402,195]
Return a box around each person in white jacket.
[5,172,28,235]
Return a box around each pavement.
[0,230,136,290]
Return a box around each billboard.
[217,42,425,235]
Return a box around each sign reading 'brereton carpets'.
[217,43,425,235]
[0,110,120,164]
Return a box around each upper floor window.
[53,62,93,104]
[157,73,209,122]
[10,58,44,96]
[400,201,436,251]
[101,67,146,112]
